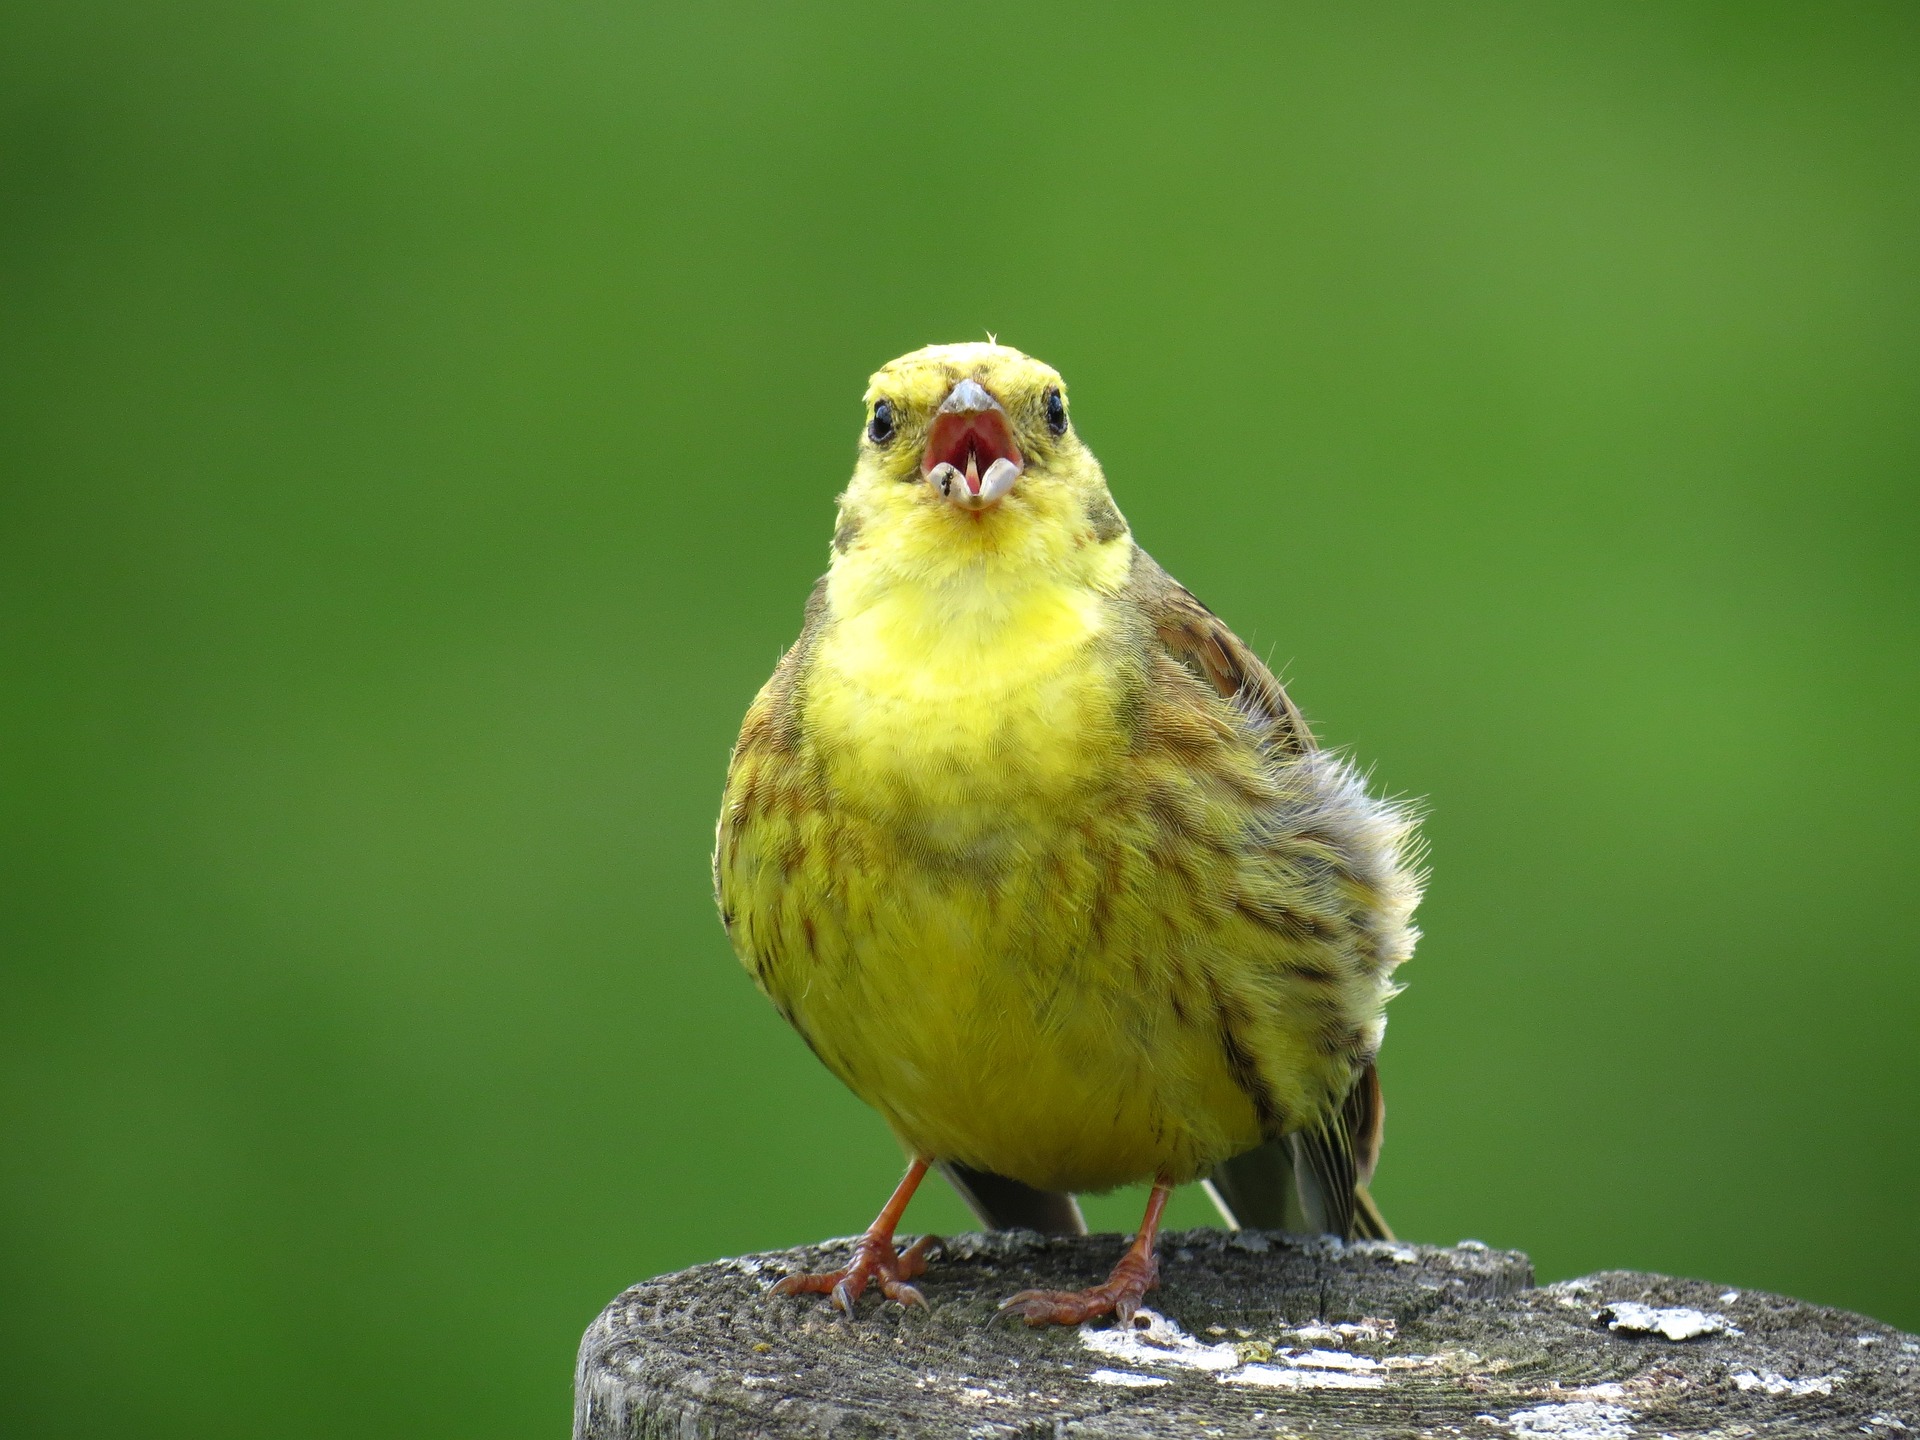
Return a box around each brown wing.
[1132,547,1393,1240]
[1129,548,1315,758]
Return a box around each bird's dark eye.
[868,399,896,444]
[1044,386,1067,436]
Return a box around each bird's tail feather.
[938,1060,1391,1242]
[1352,1181,1394,1241]
[939,1160,1087,1235]
[1204,1060,1393,1241]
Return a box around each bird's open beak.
[922,378,1023,510]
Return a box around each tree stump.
[575,1229,1917,1438]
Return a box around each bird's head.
[832,342,1129,582]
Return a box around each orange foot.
[774,1229,934,1315]
[998,1180,1171,1328]
[999,1245,1158,1326]
[771,1158,936,1316]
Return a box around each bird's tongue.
[964,449,982,495]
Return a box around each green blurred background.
[4,3,1917,1435]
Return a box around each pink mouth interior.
[922,410,1023,495]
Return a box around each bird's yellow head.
[831,343,1129,588]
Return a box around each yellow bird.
[714,342,1423,1325]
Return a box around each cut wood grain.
[576,1229,1917,1438]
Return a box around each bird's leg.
[999,1180,1171,1327]
[771,1158,936,1315]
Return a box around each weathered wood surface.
[576,1229,1917,1438]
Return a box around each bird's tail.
[940,1062,1392,1242]
[939,1160,1087,1235]
[1352,1180,1394,1241]
[1203,1061,1392,1241]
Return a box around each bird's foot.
[773,1230,935,1316]
[998,1244,1160,1328]
[1000,1180,1172,1328]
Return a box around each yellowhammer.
[714,342,1423,1326]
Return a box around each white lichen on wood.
[1732,1367,1842,1396]
[1494,1399,1637,1437]
[1079,1308,1240,1372]
[1086,1368,1169,1388]
[1598,1300,1739,1340]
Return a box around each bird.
[713,342,1423,1326]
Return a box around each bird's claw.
[774,1232,935,1316]
[997,1249,1159,1328]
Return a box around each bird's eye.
[868,399,896,444]
[1044,386,1067,436]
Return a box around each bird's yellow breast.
[808,556,1128,835]
[720,545,1269,1193]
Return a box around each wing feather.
[1132,548,1393,1241]
[1133,551,1314,757]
